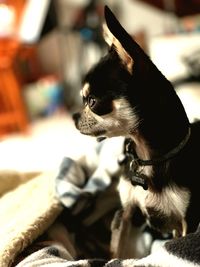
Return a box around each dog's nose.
[72,112,81,122]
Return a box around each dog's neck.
[120,46,190,162]
[129,84,190,162]
[127,116,190,190]
[130,117,189,163]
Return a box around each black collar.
[126,127,191,166]
[119,127,191,190]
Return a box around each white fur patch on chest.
[146,184,190,219]
[118,177,190,226]
[118,177,147,208]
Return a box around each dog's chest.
[118,177,190,234]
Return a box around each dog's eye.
[88,95,96,108]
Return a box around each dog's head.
[73,6,171,139]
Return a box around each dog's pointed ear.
[103,6,148,74]
[103,6,133,73]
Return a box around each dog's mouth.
[96,136,107,142]
[79,128,107,137]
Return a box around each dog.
[73,5,200,265]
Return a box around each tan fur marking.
[81,83,90,98]
[103,23,115,47]
[182,219,187,236]
[112,99,139,132]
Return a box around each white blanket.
[0,171,63,267]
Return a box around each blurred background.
[0,0,200,172]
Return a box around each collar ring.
[130,159,139,172]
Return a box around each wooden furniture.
[0,38,28,136]
[0,0,28,136]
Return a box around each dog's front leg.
[110,205,151,259]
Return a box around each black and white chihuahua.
[73,6,200,266]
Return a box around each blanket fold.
[0,171,63,267]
